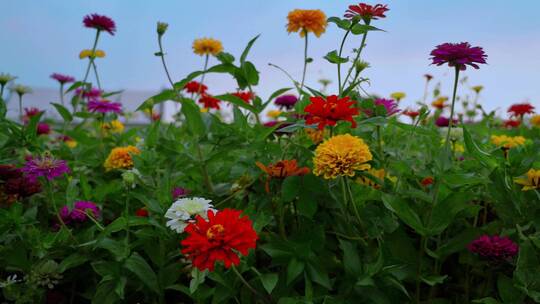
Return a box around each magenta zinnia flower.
[23,107,43,124]
[50,73,75,84]
[468,235,518,261]
[59,201,100,224]
[37,122,51,135]
[83,13,116,35]
[22,154,70,181]
[430,42,487,70]
[0,165,41,198]
[172,187,190,199]
[435,116,458,127]
[344,3,389,21]
[87,100,122,114]
[374,98,400,116]
[274,95,298,110]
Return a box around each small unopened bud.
[354,60,370,73]
[157,22,169,37]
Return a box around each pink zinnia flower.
[172,187,190,199]
[23,107,43,123]
[430,42,487,70]
[37,122,51,135]
[22,154,70,181]
[468,235,518,261]
[60,201,100,224]
[274,95,298,110]
[83,13,116,35]
[88,100,122,114]
[374,98,400,116]
[50,73,75,84]
[344,3,389,21]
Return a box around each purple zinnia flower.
[22,154,70,181]
[60,201,100,224]
[172,187,190,199]
[83,13,116,35]
[468,235,518,261]
[50,73,75,84]
[274,95,298,110]
[37,122,51,135]
[374,98,400,116]
[430,42,487,70]
[435,116,458,127]
[87,100,122,114]
[75,87,102,100]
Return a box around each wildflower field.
[2,3,540,304]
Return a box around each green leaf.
[287,258,304,285]
[324,50,348,64]
[124,252,160,294]
[240,34,260,65]
[136,89,176,111]
[421,275,448,286]
[463,126,498,169]
[241,61,260,86]
[115,276,127,299]
[497,274,525,304]
[260,273,278,294]
[428,192,472,235]
[189,268,207,294]
[281,176,300,202]
[65,81,86,93]
[515,241,540,301]
[58,254,88,273]
[181,99,206,137]
[216,52,235,64]
[472,297,500,304]
[51,103,73,122]
[351,24,384,35]
[327,17,352,30]
[382,194,427,236]
[214,93,257,113]
[306,262,331,289]
[339,240,361,276]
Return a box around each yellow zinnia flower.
[390,92,406,102]
[104,146,141,171]
[287,9,327,37]
[305,128,325,144]
[102,120,125,134]
[266,110,282,119]
[357,168,396,189]
[530,115,540,127]
[79,49,106,59]
[514,169,540,191]
[313,134,372,179]
[65,139,77,148]
[192,38,223,56]
[491,135,526,149]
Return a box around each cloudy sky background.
[2,0,539,117]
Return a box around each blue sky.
[2,0,539,115]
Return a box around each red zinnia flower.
[304,95,359,130]
[232,91,254,104]
[507,103,535,118]
[503,120,521,128]
[403,109,420,120]
[83,13,116,35]
[421,176,434,186]
[184,81,208,94]
[181,209,258,271]
[135,207,149,217]
[344,3,389,21]
[199,94,221,110]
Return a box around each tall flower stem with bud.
[82,30,101,85]
[155,22,177,96]
[337,25,352,96]
[343,31,368,89]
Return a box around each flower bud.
[354,60,370,73]
[157,22,169,37]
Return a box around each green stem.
[0,84,5,100]
[18,94,23,122]
[196,143,214,193]
[337,29,351,96]
[46,181,77,243]
[92,62,102,90]
[343,32,368,88]
[157,35,177,91]
[422,79,429,104]
[59,83,65,106]
[444,67,460,151]
[195,55,210,100]
[231,266,268,303]
[345,177,365,233]
[415,236,426,304]
[299,32,309,95]
[376,125,384,164]
[124,191,130,246]
[82,30,101,84]
[268,63,300,92]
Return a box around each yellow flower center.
[206,224,225,240]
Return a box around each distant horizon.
[3,0,539,118]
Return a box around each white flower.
[165,197,215,233]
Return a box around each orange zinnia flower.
[256,160,310,192]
